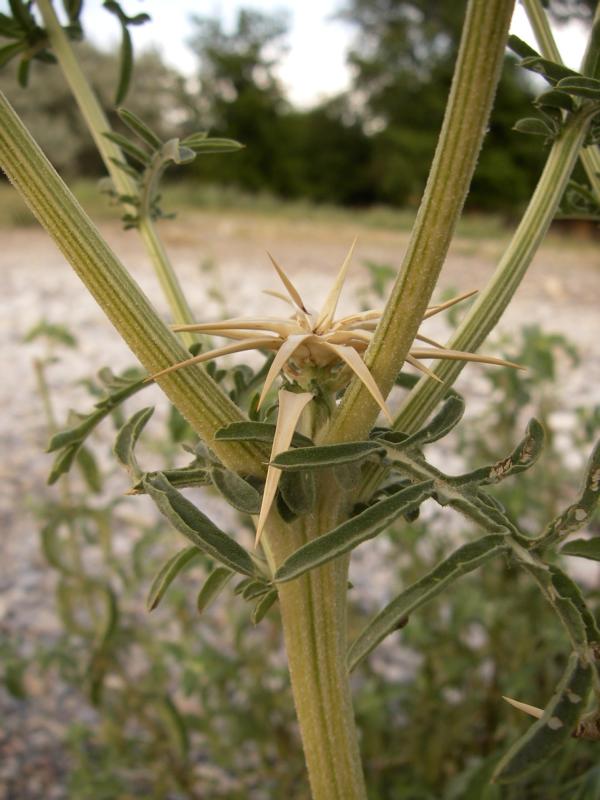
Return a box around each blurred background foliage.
[0,0,596,214]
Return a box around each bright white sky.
[2,1,592,107]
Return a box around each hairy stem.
[522,0,600,201]
[36,0,198,347]
[393,107,594,434]
[0,91,263,475]
[326,0,515,445]
[267,483,367,800]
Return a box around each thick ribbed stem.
[36,0,198,347]
[0,91,263,475]
[392,108,594,434]
[522,0,600,201]
[267,483,367,800]
[326,0,515,445]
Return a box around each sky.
[2,1,592,107]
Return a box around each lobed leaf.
[274,481,434,583]
[493,653,593,784]
[144,473,256,577]
[271,441,385,471]
[146,545,202,611]
[347,534,508,671]
[196,566,233,613]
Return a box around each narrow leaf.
[271,441,384,471]
[147,545,202,611]
[144,473,256,576]
[507,35,540,60]
[279,470,316,515]
[211,467,261,514]
[102,131,150,165]
[114,406,154,478]
[347,534,508,671]
[252,589,277,624]
[388,395,465,449]
[275,481,434,583]
[451,418,545,486]
[556,75,600,99]
[513,117,555,137]
[117,107,162,149]
[76,445,103,492]
[493,653,592,784]
[215,420,312,448]
[196,566,233,613]
[561,538,600,562]
[539,439,600,545]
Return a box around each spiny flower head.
[151,241,520,544]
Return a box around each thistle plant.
[1,0,600,798]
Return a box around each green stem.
[522,0,600,201]
[392,107,594,434]
[35,0,198,347]
[267,483,367,800]
[326,0,515,445]
[0,91,263,475]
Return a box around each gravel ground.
[1,212,598,798]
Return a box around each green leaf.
[252,589,277,624]
[538,439,600,545]
[519,56,579,85]
[561,538,600,562]
[215,420,312,448]
[493,653,592,784]
[274,481,434,583]
[451,418,545,486]
[147,545,202,611]
[103,131,150,165]
[513,117,555,137]
[211,466,261,514]
[241,579,271,600]
[535,89,576,113]
[507,35,540,60]
[347,534,508,672]
[196,566,233,613]
[279,470,316,515]
[41,520,77,575]
[271,441,384,471]
[158,695,189,760]
[117,107,162,149]
[187,137,244,154]
[47,369,147,484]
[76,445,102,492]
[557,75,600,99]
[394,395,465,448]
[144,473,256,577]
[0,41,24,69]
[129,464,212,494]
[8,0,34,29]
[114,406,154,478]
